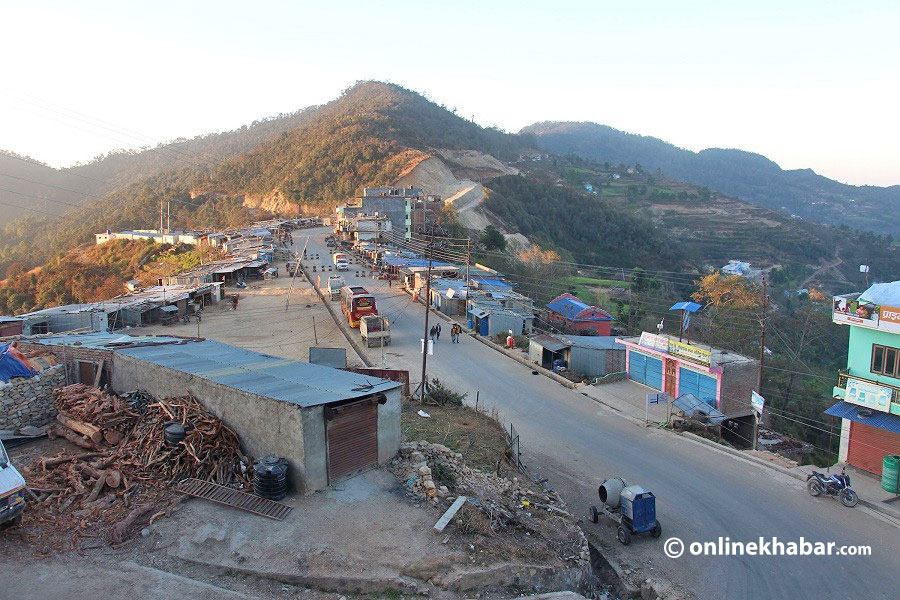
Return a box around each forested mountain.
[522,121,900,236]
[0,109,315,226]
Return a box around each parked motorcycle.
[807,467,858,507]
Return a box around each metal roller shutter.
[629,352,647,385]
[326,398,379,483]
[847,421,900,476]
[678,367,718,407]
[629,352,662,391]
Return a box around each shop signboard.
[668,339,711,366]
[845,378,893,413]
[639,332,669,353]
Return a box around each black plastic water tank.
[253,456,289,500]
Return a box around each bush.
[424,378,466,406]
[430,462,457,489]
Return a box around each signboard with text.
[668,340,712,366]
[845,378,893,413]
[751,391,765,417]
[832,295,900,334]
[639,332,669,352]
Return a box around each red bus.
[340,286,377,328]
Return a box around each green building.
[827,282,900,475]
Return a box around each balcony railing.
[836,370,900,403]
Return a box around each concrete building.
[617,332,759,446]
[335,186,429,240]
[546,293,614,336]
[529,334,625,378]
[0,317,23,338]
[24,333,404,492]
[95,229,202,246]
[828,283,900,475]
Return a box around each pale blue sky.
[1,0,897,185]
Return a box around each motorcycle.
[806,467,858,507]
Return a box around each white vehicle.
[360,314,391,347]
[333,252,349,271]
[326,275,346,300]
[0,439,26,527]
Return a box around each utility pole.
[312,315,318,345]
[159,200,164,232]
[418,219,436,402]
[166,200,171,234]
[465,238,472,300]
[754,275,768,451]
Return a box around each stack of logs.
[22,384,250,549]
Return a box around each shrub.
[424,378,466,406]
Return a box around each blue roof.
[546,297,612,322]
[472,277,512,289]
[673,393,726,426]
[116,339,400,407]
[670,301,702,313]
[0,342,37,383]
[824,401,900,434]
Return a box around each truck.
[360,314,391,347]
[0,439,26,527]
[333,252,349,271]
[326,275,346,300]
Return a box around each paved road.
[301,228,900,600]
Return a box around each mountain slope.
[521,121,900,236]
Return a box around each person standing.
[506,329,515,349]
[435,323,441,341]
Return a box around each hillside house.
[827,283,900,476]
[546,293,614,336]
[529,334,625,378]
[617,331,759,447]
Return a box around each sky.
[1,0,898,186]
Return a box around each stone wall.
[0,365,66,429]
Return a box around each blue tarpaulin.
[0,343,37,383]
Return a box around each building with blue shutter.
[617,331,759,446]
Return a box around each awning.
[469,309,488,319]
[670,301,702,313]
[824,401,900,435]
[673,393,726,426]
[159,305,179,313]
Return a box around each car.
[0,439,26,528]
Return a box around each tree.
[691,273,760,309]
[480,225,506,251]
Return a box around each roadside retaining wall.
[0,365,66,429]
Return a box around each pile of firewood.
[21,384,250,551]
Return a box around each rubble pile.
[21,384,250,551]
[392,440,590,567]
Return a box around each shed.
[529,334,625,377]
[29,333,404,493]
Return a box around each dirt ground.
[130,259,363,367]
[402,398,509,473]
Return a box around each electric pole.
[754,275,768,451]
[465,238,472,301]
[418,219,436,402]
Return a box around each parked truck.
[333,252,349,271]
[360,314,391,347]
[0,439,26,527]
[326,275,346,300]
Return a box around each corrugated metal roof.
[562,335,624,350]
[31,332,187,348]
[673,393,726,426]
[531,335,568,352]
[116,339,400,407]
[547,296,612,322]
[824,401,900,434]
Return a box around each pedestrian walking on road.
[435,323,441,341]
[451,323,461,343]
[430,325,437,342]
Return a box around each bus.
[340,286,377,328]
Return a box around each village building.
[19,332,404,492]
[529,334,625,378]
[617,331,759,446]
[827,283,900,476]
[467,291,535,337]
[546,293,614,336]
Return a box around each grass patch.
[401,399,508,472]
[563,276,630,288]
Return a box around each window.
[871,344,900,377]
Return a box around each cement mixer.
[590,477,662,545]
